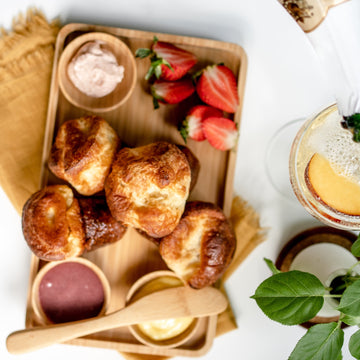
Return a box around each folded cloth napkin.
[0,9,59,213]
[0,10,266,359]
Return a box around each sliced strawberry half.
[135,37,197,81]
[150,78,195,109]
[179,105,223,142]
[202,117,238,151]
[196,64,239,113]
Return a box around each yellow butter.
[132,276,194,341]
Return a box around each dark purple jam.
[39,262,105,323]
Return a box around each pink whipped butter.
[67,41,124,98]
[38,261,105,323]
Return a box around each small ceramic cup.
[32,257,111,324]
[125,270,199,348]
[58,32,137,112]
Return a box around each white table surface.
[0,1,357,359]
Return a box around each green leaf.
[337,279,360,316]
[152,97,159,110]
[144,59,163,80]
[154,64,162,79]
[289,322,344,360]
[135,48,152,58]
[342,113,360,142]
[135,36,159,56]
[251,270,325,325]
[349,329,360,359]
[354,129,360,143]
[340,313,360,326]
[145,66,156,81]
[264,258,281,275]
[192,68,204,81]
[179,119,189,143]
[162,59,173,71]
[344,113,360,128]
[351,234,360,257]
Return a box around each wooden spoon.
[6,285,227,354]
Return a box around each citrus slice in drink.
[305,153,360,215]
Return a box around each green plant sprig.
[342,113,360,142]
[251,233,360,360]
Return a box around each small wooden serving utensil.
[7,285,227,354]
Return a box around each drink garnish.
[341,113,360,142]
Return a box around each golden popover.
[22,185,85,261]
[22,185,126,261]
[159,201,236,289]
[48,116,119,196]
[105,141,191,238]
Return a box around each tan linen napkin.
[0,10,266,359]
[0,9,59,213]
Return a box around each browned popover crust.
[22,185,85,261]
[78,197,127,252]
[48,116,120,196]
[135,145,199,243]
[159,201,236,289]
[22,185,127,261]
[176,145,200,193]
[105,141,191,238]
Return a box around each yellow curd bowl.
[125,270,199,348]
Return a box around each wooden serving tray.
[24,23,247,357]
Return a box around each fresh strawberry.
[150,78,195,109]
[195,64,239,113]
[179,105,223,142]
[202,117,238,151]
[135,37,197,81]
